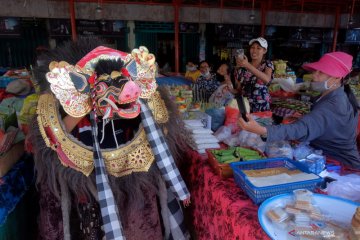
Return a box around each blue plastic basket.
[230,158,323,204]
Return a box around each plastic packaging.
[213,125,232,142]
[326,173,360,202]
[238,130,266,152]
[205,108,225,132]
[293,189,314,212]
[266,205,289,223]
[265,141,293,159]
[223,134,240,147]
[293,143,325,174]
[293,142,314,160]
[298,153,326,174]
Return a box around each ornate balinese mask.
[45,46,158,120]
[94,70,141,119]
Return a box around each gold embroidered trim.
[37,93,154,177]
[147,91,169,124]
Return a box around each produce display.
[272,98,311,115]
[188,102,201,111]
[273,60,288,76]
[211,147,264,164]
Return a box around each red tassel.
[121,68,130,77]
[88,73,96,85]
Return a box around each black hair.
[95,59,125,76]
[33,37,106,92]
[199,60,209,66]
[186,58,199,66]
[216,61,231,75]
[216,61,233,84]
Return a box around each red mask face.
[94,76,141,120]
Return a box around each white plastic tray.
[258,193,360,240]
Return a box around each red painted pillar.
[332,7,340,52]
[174,0,180,73]
[260,1,267,37]
[69,0,77,42]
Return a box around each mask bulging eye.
[96,82,108,94]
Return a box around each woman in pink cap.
[239,51,360,169]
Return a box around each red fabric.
[0,89,15,101]
[182,150,269,240]
[76,46,127,68]
[326,157,360,176]
[224,106,240,133]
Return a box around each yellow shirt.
[185,70,201,82]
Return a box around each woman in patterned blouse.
[233,37,274,112]
[195,60,219,102]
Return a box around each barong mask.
[45,46,158,120]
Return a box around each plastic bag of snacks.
[238,130,266,152]
[266,205,290,229]
[265,141,293,159]
[214,126,232,142]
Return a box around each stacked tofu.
[184,119,220,154]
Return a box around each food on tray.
[293,189,314,212]
[175,97,186,104]
[265,190,354,239]
[178,104,187,113]
[189,102,201,111]
[243,167,302,177]
[266,206,289,223]
[351,207,360,239]
[180,90,193,98]
[211,147,264,164]
[284,205,302,215]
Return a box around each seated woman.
[209,62,234,106]
[184,60,201,82]
[239,52,360,169]
[195,60,219,102]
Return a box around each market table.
[181,150,270,240]
[0,155,37,240]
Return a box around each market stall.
[168,53,360,239]
[181,149,270,240]
[0,68,37,239]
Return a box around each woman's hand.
[236,55,250,69]
[224,75,232,86]
[182,197,191,208]
[238,113,267,135]
[224,74,231,82]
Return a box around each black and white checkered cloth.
[139,100,190,200]
[90,112,125,240]
[140,100,190,240]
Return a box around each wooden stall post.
[260,1,267,37]
[174,0,180,73]
[332,7,340,52]
[69,0,77,42]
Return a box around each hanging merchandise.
[220,49,230,61]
